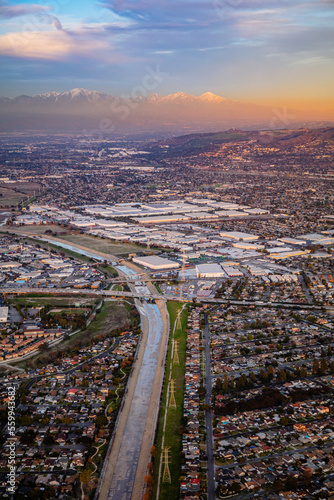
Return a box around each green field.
[153,301,188,500]
[12,300,130,368]
[9,296,97,307]
[48,308,89,316]
[0,182,41,207]
[69,301,130,339]
[1,224,72,236]
[1,225,158,256]
[8,181,41,196]
[0,187,27,207]
[98,264,118,278]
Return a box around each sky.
[0,0,333,111]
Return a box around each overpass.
[2,286,324,310]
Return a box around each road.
[298,274,314,305]
[216,443,334,471]
[2,286,324,311]
[204,313,216,500]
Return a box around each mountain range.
[0,88,324,137]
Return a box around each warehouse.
[246,208,269,215]
[132,255,180,270]
[0,307,9,323]
[220,231,259,241]
[232,242,265,250]
[216,210,249,217]
[196,263,225,278]
[134,215,190,224]
[269,250,311,260]
[222,266,244,277]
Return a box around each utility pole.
[169,379,176,409]
[179,248,186,300]
[173,340,180,365]
[162,447,171,483]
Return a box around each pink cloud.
[0,26,123,61]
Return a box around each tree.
[231,482,242,493]
[38,342,49,352]
[250,372,256,382]
[312,358,319,375]
[301,467,312,485]
[285,475,298,490]
[223,374,229,393]
[95,415,108,428]
[43,434,55,446]
[278,369,286,382]
[150,446,156,457]
[20,429,36,445]
[320,358,328,374]
[280,416,290,426]
[147,462,154,474]
[144,474,153,487]
[267,365,274,381]
[236,376,245,389]
[21,414,32,425]
[80,469,92,485]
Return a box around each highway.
[2,286,324,311]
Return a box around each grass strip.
[152,301,188,500]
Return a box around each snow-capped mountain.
[3,89,225,105]
[199,92,225,102]
[0,88,300,135]
[30,88,109,103]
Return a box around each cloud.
[0,26,119,61]
[52,17,63,31]
[0,1,50,19]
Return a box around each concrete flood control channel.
[105,302,164,500]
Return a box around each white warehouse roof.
[220,231,259,241]
[132,255,180,270]
[0,307,9,323]
[196,263,225,278]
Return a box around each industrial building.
[132,255,180,270]
[220,231,260,241]
[196,263,225,278]
[134,215,190,224]
[222,266,244,277]
[0,307,9,323]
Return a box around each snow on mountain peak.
[199,92,225,102]
[32,91,61,99]
[55,88,108,102]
